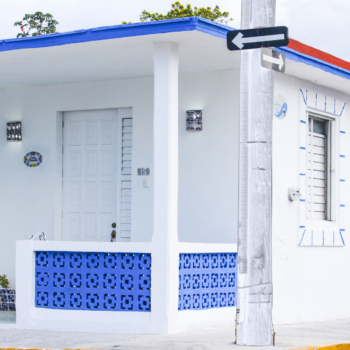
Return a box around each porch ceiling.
[0,30,240,87]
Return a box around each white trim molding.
[298,89,346,247]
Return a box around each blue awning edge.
[276,46,350,82]
[0,17,233,52]
[0,17,349,81]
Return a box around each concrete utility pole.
[236,0,276,346]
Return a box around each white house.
[0,17,349,334]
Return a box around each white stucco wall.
[272,72,350,324]
[178,71,240,243]
[0,70,239,288]
[1,56,349,327]
[0,77,154,288]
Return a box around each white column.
[16,241,35,329]
[151,42,179,334]
[236,0,275,346]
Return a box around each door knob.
[112,223,116,228]
[111,230,116,242]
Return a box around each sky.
[1,0,349,62]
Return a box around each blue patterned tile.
[1,303,9,311]
[178,253,237,311]
[35,251,151,312]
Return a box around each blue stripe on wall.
[340,103,347,116]
[323,230,324,246]
[299,230,306,246]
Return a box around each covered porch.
[0,18,240,334]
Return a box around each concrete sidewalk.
[0,318,349,350]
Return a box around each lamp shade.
[7,122,22,141]
[186,110,202,131]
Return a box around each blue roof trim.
[0,17,232,52]
[0,17,349,81]
[276,46,350,81]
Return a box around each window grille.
[308,115,333,220]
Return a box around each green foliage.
[122,1,233,24]
[14,12,59,38]
[0,274,10,289]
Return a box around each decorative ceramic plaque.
[24,152,43,167]
[273,95,288,119]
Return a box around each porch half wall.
[16,240,237,334]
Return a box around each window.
[307,114,334,220]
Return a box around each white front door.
[62,108,132,241]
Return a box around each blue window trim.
[1,17,349,81]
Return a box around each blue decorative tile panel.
[35,252,151,312]
[178,253,236,311]
[0,289,16,311]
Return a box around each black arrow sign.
[227,26,289,51]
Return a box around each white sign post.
[236,0,276,346]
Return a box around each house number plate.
[137,168,150,176]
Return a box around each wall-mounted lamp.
[7,122,22,141]
[186,110,202,131]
